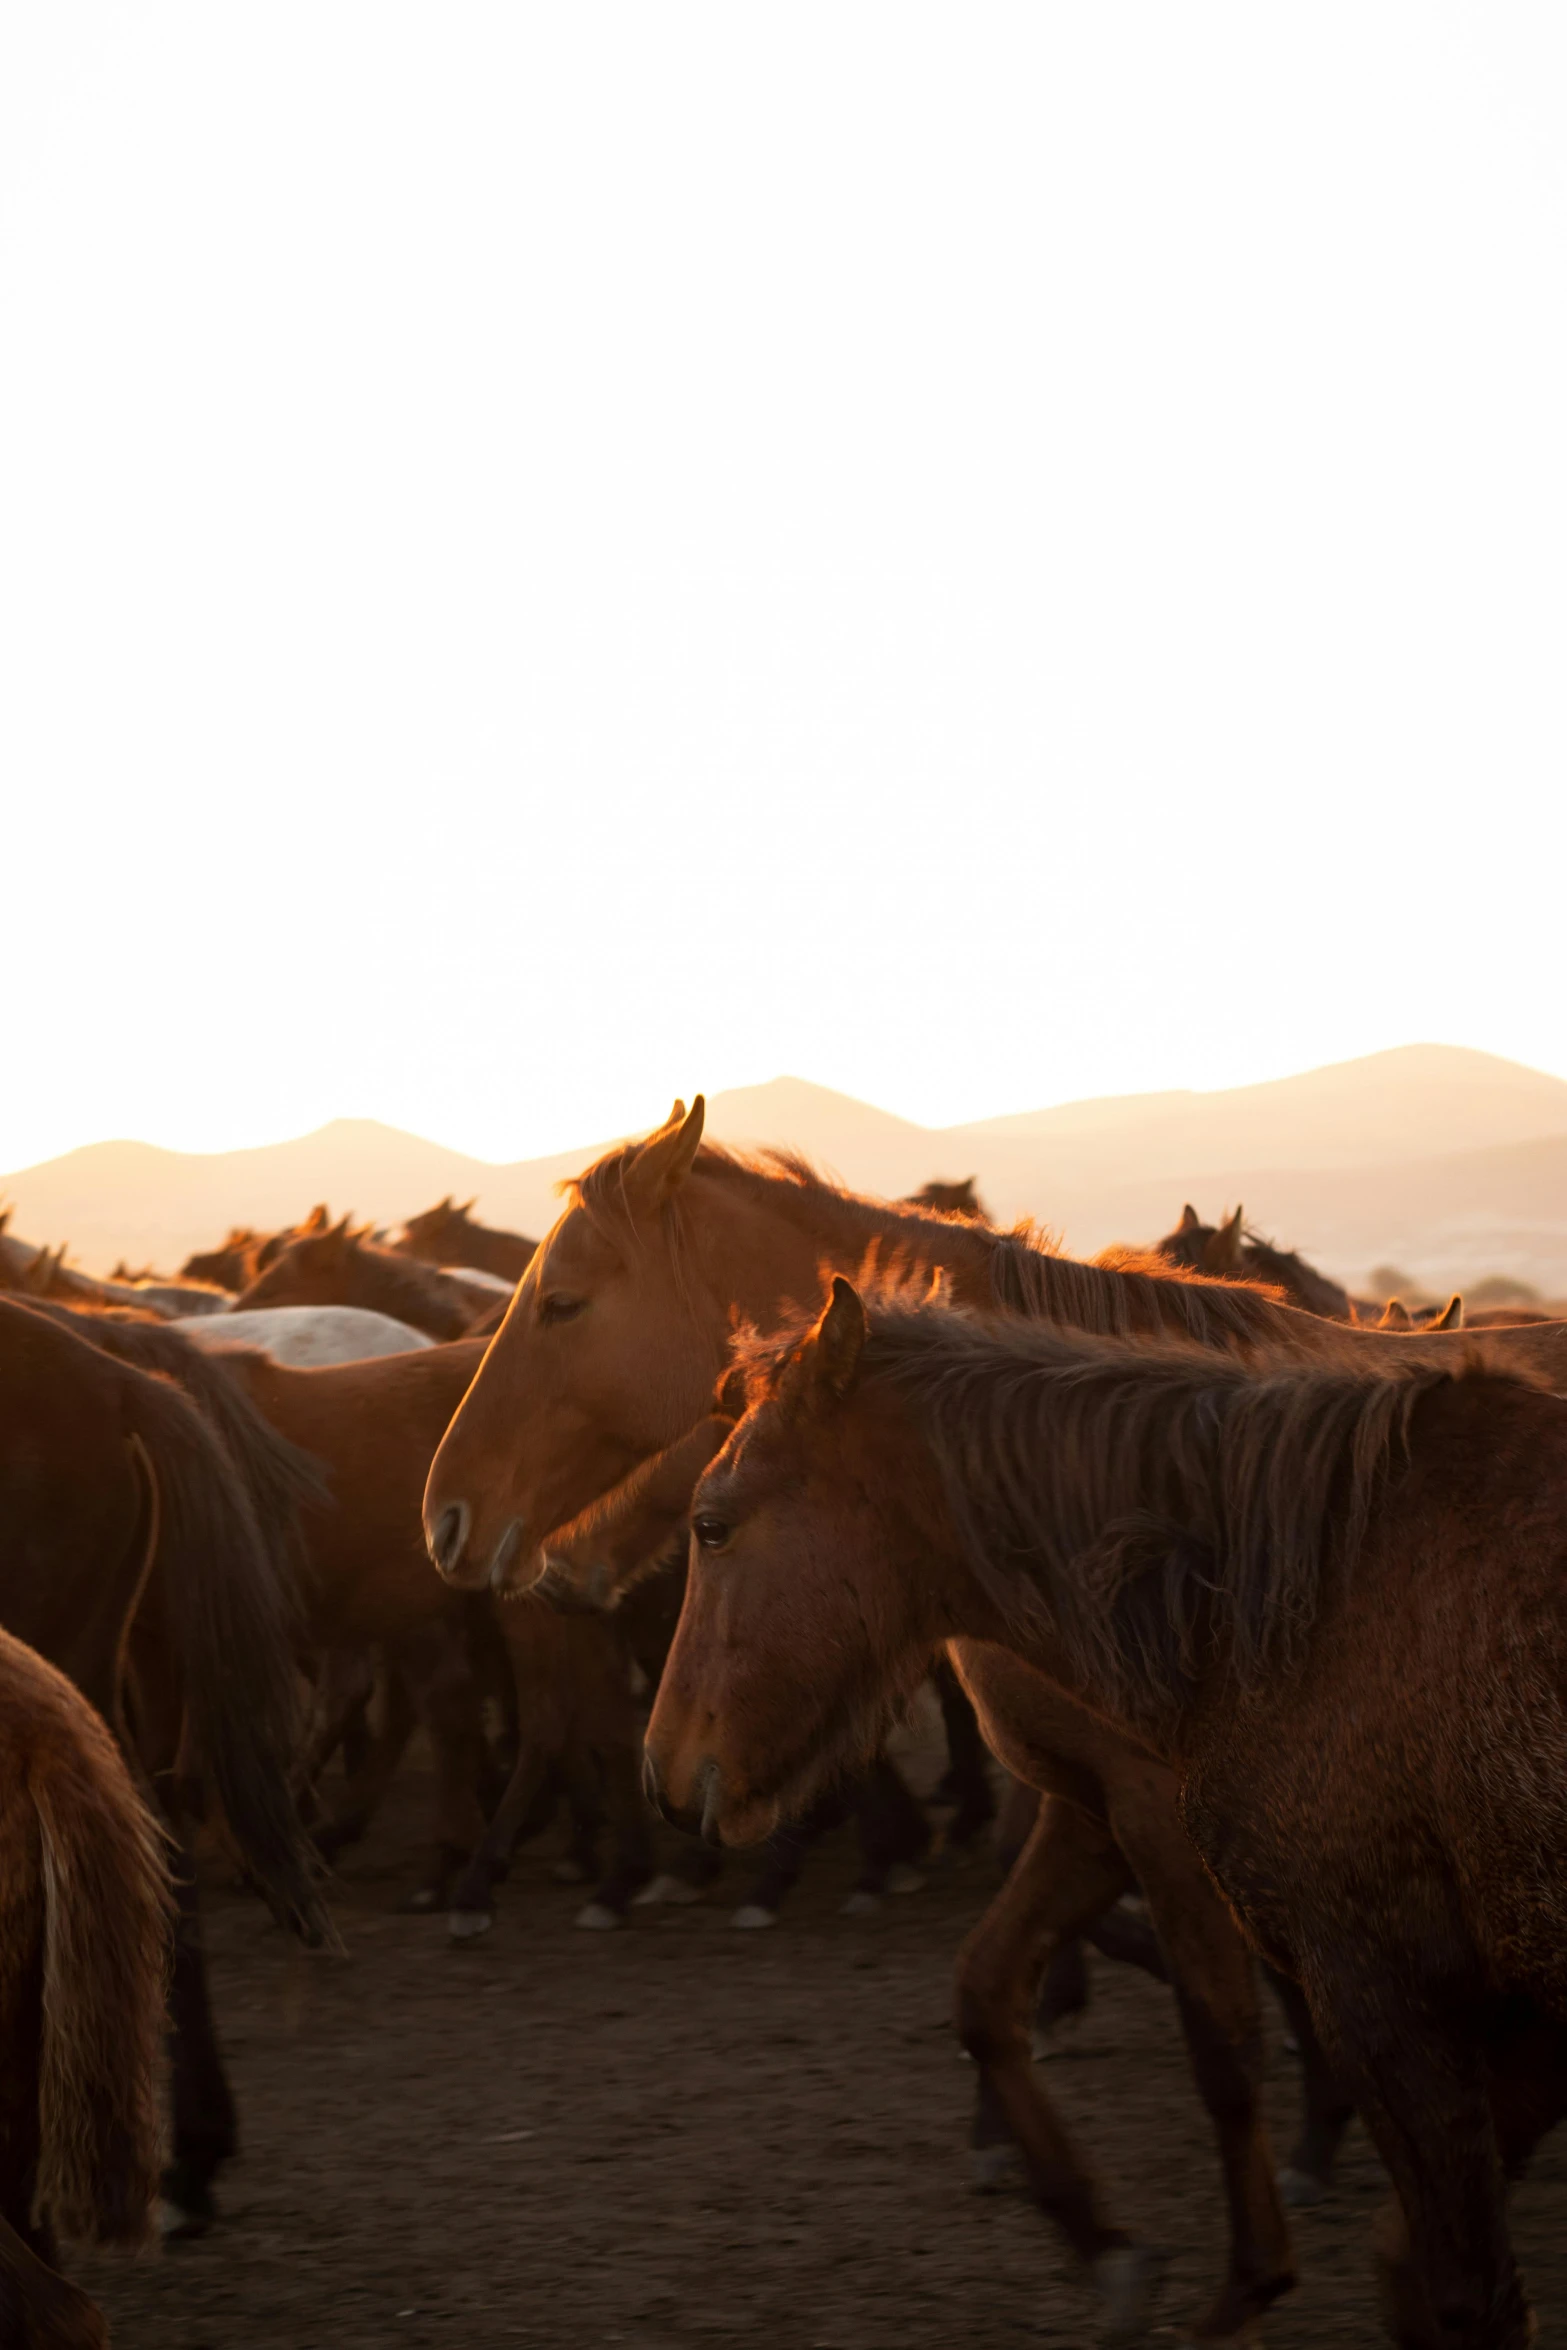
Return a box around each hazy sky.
[3,6,1565,1169]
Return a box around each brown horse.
[651,1279,1567,2350]
[395,1197,538,1282]
[903,1175,989,1221]
[180,1204,333,1292]
[217,1337,647,1924]
[1151,1203,1365,1320]
[423,1100,1567,2337]
[0,1625,171,2350]
[237,1217,487,1339]
[0,1296,327,2232]
[222,1338,498,1906]
[425,1101,1567,1593]
[447,1594,653,1936]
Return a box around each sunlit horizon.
[8,1035,1567,1176]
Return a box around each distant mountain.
[6,1044,1567,1292]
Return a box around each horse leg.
[311,1664,417,1862]
[296,1646,377,1815]
[954,1794,1172,2337]
[163,1838,238,2235]
[1034,1897,1169,2053]
[732,1811,819,1929]
[843,1752,930,1915]
[1108,1785,1294,2342]
[575,1741,657,1929]
[1265,1963,1355,2206]
[1319,1997,1532,2350]
[930,1657,997,1846]
[549,1758,604,1884]
[390,1623,489,1912]
[448,1744,553,1939]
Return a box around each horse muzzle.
[425,1500,476,1585]
[642,1747,727,1846]
[534,1552,612,1614]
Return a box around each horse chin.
[711,1783,783,1848]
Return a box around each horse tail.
[119,1364,330,1944]
[28,1665,171,2245]
[18,1303,328,1603]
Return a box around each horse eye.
[539,1294,586,1327]
[692,1514,730,1552]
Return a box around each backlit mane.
[996,1234,1290,1349]
[742,1294,1515,1722]
[567,1141,1300,1350]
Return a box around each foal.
[650,1280,1567,2350]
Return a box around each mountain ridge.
[7,1043,1567,1289]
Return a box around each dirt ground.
[80,1736,1567,2350]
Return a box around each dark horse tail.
[22,1302,329,1583]
[117,1364,329,1945]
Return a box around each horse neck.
[1249,1244,1349,1321]
[693,1173,997,1327]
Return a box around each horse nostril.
[429,1501,470,1578]
[641,1747,663,1813]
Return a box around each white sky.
[3,5,1565,1168]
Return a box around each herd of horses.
[1,1108,1565,2346]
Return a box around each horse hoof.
[1093,2244,1170,2346]
[551,1858,592,1884]
[884,1863,926,1896]
[967,2142,1026,2195]
[159,2198,212,2241]
[632,1872,705,1907]
[400,1885,443,1914]
[448,1908,494,1941]
[1277,2165,1328,2208]
[575,1901,623,1931]
[730,1904,778,1930]
[840,1889,883,1917]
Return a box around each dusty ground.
[81,1748,1567,2350]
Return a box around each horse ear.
[1178,1204,1201,1234]
[1203,1208,1245,1275]
[302,1204,330,1236]
[791,1275,866,1409]
[1432,1294,1463,1330]
[461,1197,478,1216]
[624,1097,706,1213]
[1378,1297,1413,1329]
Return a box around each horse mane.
[745,1293,1514,1722]
[568,1142,1295,1344]
[999,1234,1289,1348]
